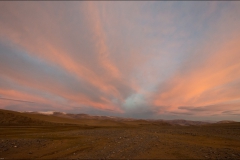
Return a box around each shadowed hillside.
[0,109,171,127]
[0,109,55,126]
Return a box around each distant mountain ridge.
[25,111,135,121]
[164,119,211,126]
[21,110,237,126]
[216,120,236,124]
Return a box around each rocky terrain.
[0,109,240,159]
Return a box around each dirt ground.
[0,123,240,159]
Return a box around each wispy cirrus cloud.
[152,2,240,119]
[0,1,240,120]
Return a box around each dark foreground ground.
[0,123,240,159]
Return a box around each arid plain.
[0,109,240,159]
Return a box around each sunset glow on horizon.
[0,1,240,121]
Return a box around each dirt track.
[1,124,240,159]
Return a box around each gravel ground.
[0,124,240,159]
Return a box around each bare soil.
[0,109,240,159]
[0,123,240,159]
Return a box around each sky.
[0,1,240,121]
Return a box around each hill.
[0,109,54,126]
[0,109,170,127]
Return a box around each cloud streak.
[0,1,240,121]
[152,2,240,119]
[0,97,37,104]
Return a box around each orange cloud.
[0,2,131,108]
[153,33,240,114]
[0,89,46,104]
